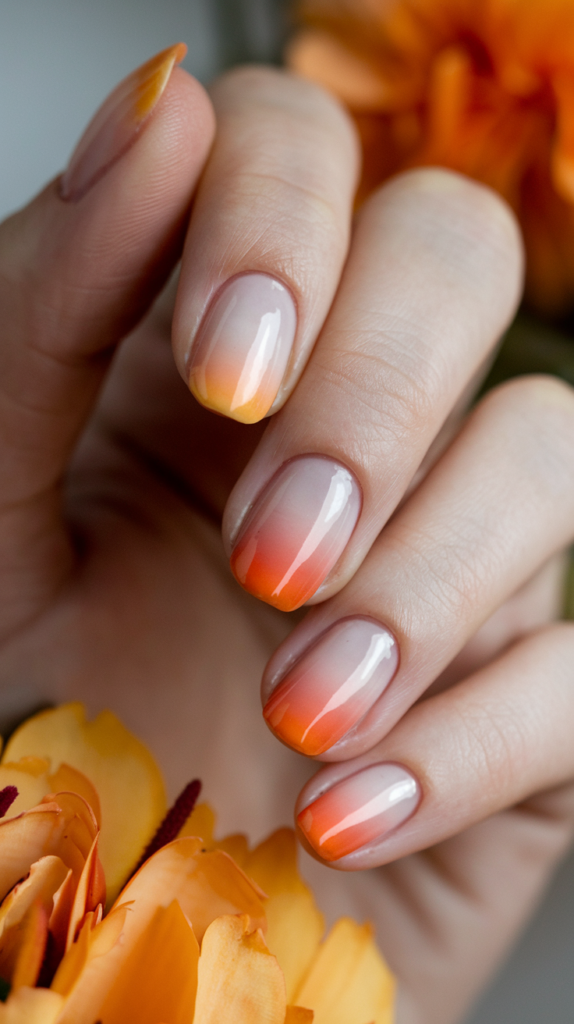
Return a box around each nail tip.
[189,391,268,425]
[61,42,186,202]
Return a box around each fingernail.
[263,619,398,755]
[188,274,297,424]
[297,763,420,862]
[60,43,187,201]
[230,456,361,612]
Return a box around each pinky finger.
[296,623,574,868]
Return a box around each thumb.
[0,44,214,635]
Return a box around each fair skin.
[1,60,574,1024]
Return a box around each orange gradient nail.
[230,456,361,612]
[61,43,187,201]
[297,764,420,862]
[189,274,297,423]
[264,618,398,755]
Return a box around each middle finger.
[223,168,523,612]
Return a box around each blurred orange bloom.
[0,704,395,1023]
[289,0,574,313]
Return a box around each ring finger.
[261,376,574,760]
[294,621,574,868]
[221,167,522,611]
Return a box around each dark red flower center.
[130,779,202,877]
[0,786,18,818]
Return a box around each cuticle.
[265,613,399,695]
[230,451,363,552]
[185,270,299,377]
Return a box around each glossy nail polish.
[230,456,361,612]
[189,274,297,424]
[61,43,187,201]
[297,763,420,861]
[263,619,398,755]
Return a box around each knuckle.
[481,375,574,476]
[213,65,358,146]
[361,168,524,321]
[318,313,447,435]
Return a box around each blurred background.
[0,1,573,1020]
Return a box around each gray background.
[0,1,573,1020]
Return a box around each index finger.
[171,65,359,424]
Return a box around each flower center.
[131,779,202,876]
[0,786,18,818]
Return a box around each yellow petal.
[285,1009,314,1023]
[194,915,286,1024]
[112,837,266,945]
[51,905,127,1001]
[48,766,101,829]
[0,856,68,939]
[0,858,67,987]
[294,918,395,1024]
[552,74,574,202]
[0,801,84,903]
[3,703,166,902]
[287,30,391,109]
[65,834,106,951]
[55,838,267,1022]
[244,830,324,1002]
[10,902,48,990]
[213,834,249,867]
[177,802,215,845]
[180,802,250,867]
[0,987,63,1024]
[0,762,51,819]
[98,900,199,1024]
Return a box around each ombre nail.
[297,763,420,862]
[60,43,187,201]
[263,619,398,755]
[230,456,361,612]
[188,274,297,424]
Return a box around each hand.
[1,50,573,1024]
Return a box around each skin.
[1,62,574,1024]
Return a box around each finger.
[429,551,567,695]
[261,376,574,761]
[294,622,574,868]
[0,47,214,632]
[222,169,523,612]
[171,65,359,423]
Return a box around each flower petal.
[0,987,63,1024]
[287,30,392,109]
[284,1009,314,1023]
[0,856,68,939]
[9,902,48,990]
[194,915,286,1024]
[53,838,267,1022]
[0,762,51,819]
[98,900,199,1024]
[177,803,215,846]
[294,918,395,1024]
[51,905,127,1003]
[65,835,106,952]
[113,837,267,945]
[0,802,81,903]
[3,704,166,902]
[48,767,101,829]
[244,830,324,1003]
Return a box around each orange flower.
[0,704,395,1023]
[289,0,574,313]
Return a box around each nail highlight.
[263,619,398,755]
[60,43,187,201]
[189,274,297,424]
[297,763,420,861]
[230,456,361,612]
